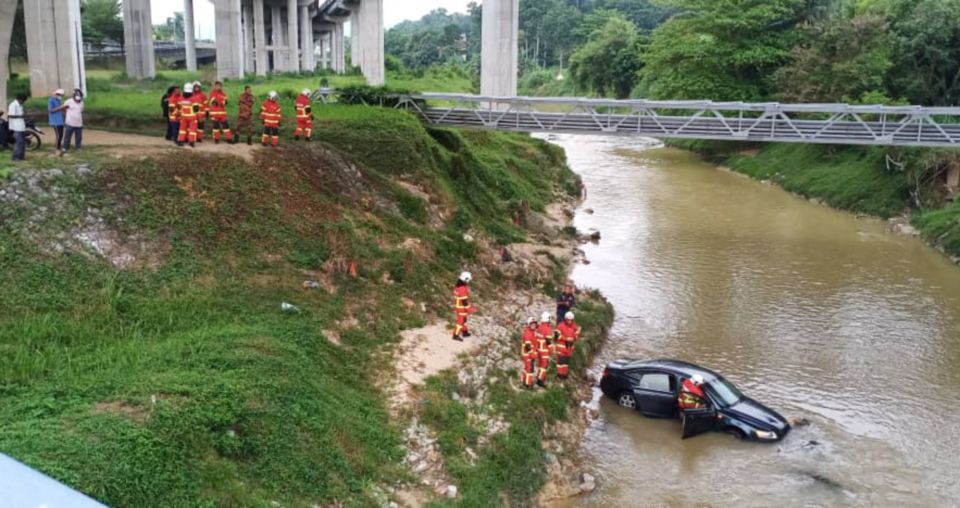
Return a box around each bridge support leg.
[270,6,286,72]
[357,0,383,85]
[350,11,360,68]
[243,2,255,74]
[299,5,313,71]
[214,0,244,79]
[23,0,87,97]
[0,0,17,106]
[122,0,155,79]
[480,0,519,98]
[253,0,267,75]
[333,21,345,73]
[184,0,197,72]
[286,0,299,72]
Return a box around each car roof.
[607,358,723,381]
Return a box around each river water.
[546,135,960,507]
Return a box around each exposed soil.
[50,129,261,161]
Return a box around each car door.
[633,371,677,418]
[681,408,722,439]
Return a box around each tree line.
[386,0,960,106]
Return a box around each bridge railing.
[311,89,960,148]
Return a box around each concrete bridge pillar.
[184,0,197,72]
[123,0,156,79]
[0,0,19,106]
[22,0,87,97]
[270,6,286,72]
[214,0,244,79]
[286,0,300,72]
[480,0,519,98]
[253,0,267,75]
[357,0,383,85]
[318,35,327,70]
[350,10,360,68]
[333,21,345,73]
[243,2,255,74]
[299,6,313,71]
[948,165,960,191]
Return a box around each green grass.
[0,104,577,506]
[914,200,960,256]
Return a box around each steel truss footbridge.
[315,90,960,148]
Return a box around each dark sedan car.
[599,358,790,441]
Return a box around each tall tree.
[154,12,186,42]
[569,14,643,97]
[637,0,806,101]
[884,0,960,106]
[592,0,675,31]
[82,0,125,50]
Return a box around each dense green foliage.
[81,0,125,50]
[0,105,585,505]
[569,14,644,98]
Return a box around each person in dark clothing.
[0,110,8,150]
[162,85,179,141]
[556,283,577,325]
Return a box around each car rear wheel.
[617,392,638,410]
[725,427,745,440]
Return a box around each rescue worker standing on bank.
[521,317,538,389]
[193,81,207,142]
[177,82,200,147]
[556,283,577,325]
[555,311,581,380]
[536,312,555,387]
[164,85,181,143]
[679,374,706,410]
[208,81,232,144]
[259,91,282,147]
[452,271,474,341]
[236,85,255,145]
[294,88,314,141]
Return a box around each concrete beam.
[23,0,87,97]
[214,0,244,79]
[122,0,156,79]
[350,10,360,68]
[0,0,17,106]
[184,0,197,71]
[357,0,383,85]
[480,0,519,98]
[299,5,313,71]
[287,0,300,71]
[253,0,267,75]
[243,2,255,74]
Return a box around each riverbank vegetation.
[0,103,609,505]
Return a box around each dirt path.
[44,129,261,161]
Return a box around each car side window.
[639,373,671,393]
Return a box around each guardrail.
[311,89,960,148]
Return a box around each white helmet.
[302,88,311,96]
[459,271,472,283]
[183,82,194,93]
[540,311,551,323]
[691,374,704,385]
[565,311,575,321]
[526,317,536,325]
[193,80,202,88]
[268,90,278,100]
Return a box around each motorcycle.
[0,118,43,151]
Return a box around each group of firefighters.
[163,82,315,148]
[451,271,582,389]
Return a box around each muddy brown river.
[546,135,960,507]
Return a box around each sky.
[151,0,474,40]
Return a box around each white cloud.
[151,0,474,40]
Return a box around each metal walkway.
[388,93,960,148]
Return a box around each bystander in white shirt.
[7,100,25,132]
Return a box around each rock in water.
[579,473,596,493]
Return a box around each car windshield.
[705,377,743,408]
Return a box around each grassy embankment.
[0,98,611,506]
[674,140,960,259]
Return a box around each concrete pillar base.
[357,0,383,85]
[184,0,197,72]
[214,0,244,79]
[0,0,17,106]
[243,2,255,74]
[23,0,87,97]
[253,0,267,75]
[350,10,360,68]
[480,0,519,98]
[286,0,299,72]
[333,22,345,73]
[123,0,156,79]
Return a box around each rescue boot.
[189,142,195,148]
[247,136,252,145]
[461,331,472,338]
[536,379,546,388]
[452,334,463,342]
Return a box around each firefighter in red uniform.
[520,317,538,389]
[259,91,282,147]
[294,88,314,141]
[535,312,554,387]
[452,271,474,341]
[177,82,200,147]
[207,81,233,144]
[678,374,706,410]
[193,81,207,142]
[168,85,182,146]
[555,311,581,380]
